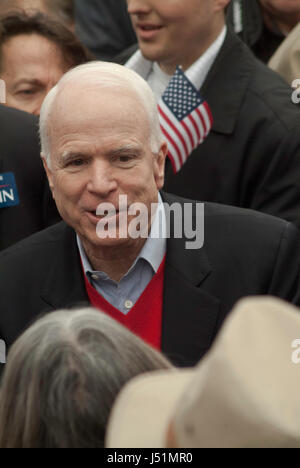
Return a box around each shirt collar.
[77,193,167,278]
[126,26,227,92]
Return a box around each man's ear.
[214,0,231,12]
[154,141,168,190]
[41,154,55,198]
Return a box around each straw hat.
[269,23,300,85]
[106,296,300,448]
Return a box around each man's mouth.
[138,24,163,31]
[90,209,120,219]
[136,23,163,39]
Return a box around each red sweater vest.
[83,257,166,350]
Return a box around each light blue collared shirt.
[77,194,167,315]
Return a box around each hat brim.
[106,368,194,448]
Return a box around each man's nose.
[86,160,117,196]
[127,0,151,15]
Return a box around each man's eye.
[18,89,36,96]
[119,156,131,162]
[118,155,135,163]
[65,159,85,167]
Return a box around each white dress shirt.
[126,26,227,100]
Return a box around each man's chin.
[83,230,134,249]
[139,43,163,63]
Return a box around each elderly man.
[0,62,300,368]
[124,0,300,228]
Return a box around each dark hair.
[45,0,74,26]
[0,11,93,71]
[0,0,74,27]
[0,308,172,448]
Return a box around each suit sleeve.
[251,128,300,229]
[268,221,300,305]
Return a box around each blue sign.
[0,172,19,208]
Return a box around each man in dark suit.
[0,62,300,371]
[125,0,300,228]
[0,105,59,251]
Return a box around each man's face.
[127,0,229,73]
[43,86,167,253]
[0,34,68,115]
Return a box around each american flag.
[158,66,213,173]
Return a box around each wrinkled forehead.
[46,83,152,148]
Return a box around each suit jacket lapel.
[40,223,89,310]
[161,193,220,367]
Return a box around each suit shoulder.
[162,191,295,233]
[0,222,69,262]
[204,201,290,223]
[0,106,38,135]
[203,202,299,245]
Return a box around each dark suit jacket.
[74,0,136,60]
[121,29,300,228]
[0,193,300,369]
[0,106,60,251]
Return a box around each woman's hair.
[0,307,172,448]
[0,10,92,72]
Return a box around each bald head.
[39,61,163,166]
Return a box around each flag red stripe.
[203,101,213,130]
[160,125,183,169]
[195,107,207,136]
[180,119,194,149]
[188,113,201,141]
[158,106,189,158]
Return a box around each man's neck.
[157,18,226,75]
[81,237,147,283]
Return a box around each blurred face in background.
[127,0,230,74]
[259,0,300,32]
[0,33,69,115]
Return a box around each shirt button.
[91,274,99,280]
[125,300,133,310]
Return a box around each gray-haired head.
[0,307,171,448]
[39,61,164,167]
